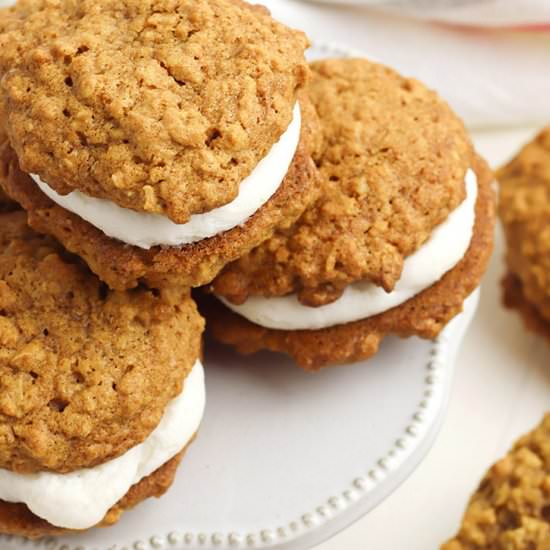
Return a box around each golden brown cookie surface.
[442,414,550,550]
[0,445,188,539]
[202,156,494,370]
[0,98,320,290]
[212,59,473,307]
[0,212,203,473]
[498,127,550,325]
[0,0,308,223]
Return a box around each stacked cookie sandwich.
[498,128,550,340]
[0,0,315,537]
[442,413,550,550]
[0,131,15,212]
[0,0,318,290]
[206,59,496,370]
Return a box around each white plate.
[1,289,479,550]
[1,40,482,550]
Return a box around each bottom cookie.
[503,272,550,341]
[442,414,550,550]
[202,156,495,371]
[0,441,190,539]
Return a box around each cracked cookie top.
[0,212,203,474]
[0,0,308,223]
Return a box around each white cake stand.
[1,289,479,550]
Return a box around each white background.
[256,1,550,547]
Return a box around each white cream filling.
[219,170,478,331]
[0,360,205,530]
[31,103,302,249]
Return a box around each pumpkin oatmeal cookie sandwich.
[498,127,550,340]
[204,59,496,371]
[0,0,319,290]
[0,211,205,537]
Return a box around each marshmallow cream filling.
[31,103,302,249]
[219,170,478,331]
[0,360,205,530]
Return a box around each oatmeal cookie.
[212,58,473,307]
[0,211,203,473]
[0,443,189,538]
[498,127,550,328]
[0,97,320,290]
[442,413,550,550]
[202,156,494,370]
[0,0,309,222]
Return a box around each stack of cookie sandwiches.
[206,59,496,370]
[498,128,550,340]
[0,0,315,537]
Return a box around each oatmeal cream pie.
[442,413,550,550]
[204,59,496,370]
[498,127,550,339]
[0,0,319,290]
[0,211,205,537]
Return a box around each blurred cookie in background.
[204,59,496,371]
[498,128,550,340]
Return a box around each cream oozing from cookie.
[31,103,301,249]
[219,170,478,330]
[0,360,205,529]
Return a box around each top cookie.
[498,127,550,323]
[0,211,203,474]
[0,0,308,223]
[212,59,473,307]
